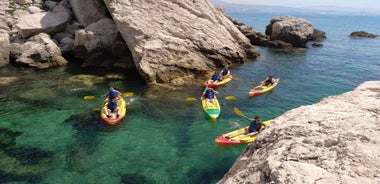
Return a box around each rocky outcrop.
[349,31,378,38]
[14,2,72,38]
[10,33,68,68]
[265,16,326,48]
[2,0,260,86]
[230,15,325,49]
[0,33,9,66]
[104,0,259,85]
[70,0,107,26]
[218,81,380,184]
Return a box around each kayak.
[100,97,126,125]
[214,119,273,146]
[203,75,232,88]
[201,95,221,120]
[248,78,280,97]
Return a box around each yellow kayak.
[201,96,221,120]
[100,97,126,125]
[215,120,273,146]
[249,78,280,97]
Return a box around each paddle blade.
[84,96,95,100]
[232,77,240,80]
[233,107,245,117]
[93,107,101,112]
[250,82,257,85]
[123,92,134,97]
[185,97,197,102]
[225,96,236,100]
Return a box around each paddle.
[84,92,134,100]
[186,96,236,102]
[250,82,257,85]
[232,77,240,80]
[233,107,245,117]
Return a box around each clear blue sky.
[220,0,380,12]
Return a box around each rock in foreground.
[218,81,380,184]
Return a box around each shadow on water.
[0,128,54,183]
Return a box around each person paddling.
[201,87,219,105]
[225,116,265,139]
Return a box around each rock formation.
[349,31,378,38]
[218,81,380,184]
[1,0,260,86]
[103,0,259,85]
[230,15,325,49]
[10,33,68,68]
[265,16,326,48]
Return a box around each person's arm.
[243,116,254,122]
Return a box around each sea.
[0,11,379,184]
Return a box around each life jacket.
[212,74,220,81]
[109,90,117,97]
[205,89,214,99]
[107,99,117,111]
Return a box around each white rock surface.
[218,81,380,184]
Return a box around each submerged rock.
[218,81,380,184]
[349,31,378,38]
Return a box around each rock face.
[0,33,9,66]
[10,33,68,68]
[103,0,259,85]
[218,81,380,184]
[70,0,108,26]
[265,16,326,48]
[14,4,71,38]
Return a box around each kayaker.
[104,86,122,99]
[201,87,219,105]
[261,75,276,86]
[220,67,231,78]
[211,72,222,83]
[225,116,265,139]
[104,96,120,118]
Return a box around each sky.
[220,0,380,12]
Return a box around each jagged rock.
[25,6,42,14]
[10,33,68,68]
[349,31,378,38]
[311,42,323,47]
[265,16,326,48]
[0,33,10,67]
[74,18,118,55]
[0,17,10,33]
[14,3,71,38]
[104,0,259,85]
[229,16,292,49]
[218,81,380,184]
[70,0,108,27]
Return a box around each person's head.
[254,116,261,121]
[109,86,115,90]
[268,75,273,79]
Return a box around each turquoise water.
[1,12,379,183]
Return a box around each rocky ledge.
[218,81,380,184]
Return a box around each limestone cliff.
[103,0,259,85]
[218,81,380,184]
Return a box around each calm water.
[0,12,379,183]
